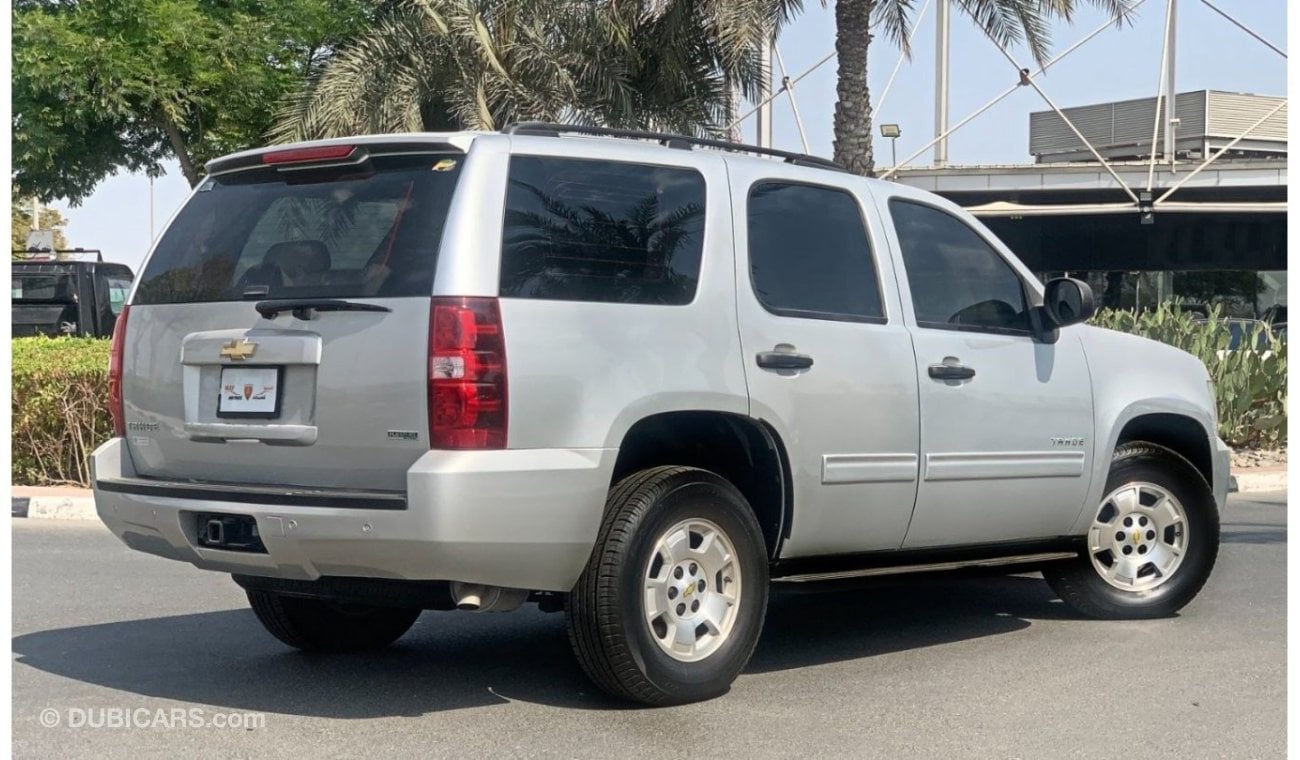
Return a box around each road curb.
[1229,469,1288,494]
[11,493,97,521]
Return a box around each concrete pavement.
[11,491,1286,759]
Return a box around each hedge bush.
[12,337,112,486]
[1091,303,1287,449]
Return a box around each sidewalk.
[1231,466,1288,494]
[11,465,1288,521]
[11,486,96,520]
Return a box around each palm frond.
[954,0,1136,66]
[273,0,796,141]
[873,0,917,59]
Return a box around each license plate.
[218,367,282,418]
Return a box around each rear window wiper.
[255,299,392,320]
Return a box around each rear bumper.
[91,438,616,592]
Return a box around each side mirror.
[1043,277,1095,327]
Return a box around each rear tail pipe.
[451,582,528,613]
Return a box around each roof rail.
[503,122,848,173]
[12,248,104,262]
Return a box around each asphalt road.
[12,491,1286,759]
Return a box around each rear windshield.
[12,273,76,303]
[134,153,464,304]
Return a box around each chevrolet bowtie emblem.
[220,339,257,361]
[1132,530,1143,545]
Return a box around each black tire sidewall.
[1074,450,1219,614]
[614,474,768,703]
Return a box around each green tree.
[12,0,376,203]
[830,0,1135,175]
[11,201,69,255]
[272,0,799,141]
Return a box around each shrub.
[12,336,112,486]
[1091,304,1287,449]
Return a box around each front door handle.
[757,350,814,370]
[928,363,976,380]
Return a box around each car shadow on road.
[13,574,1071,716]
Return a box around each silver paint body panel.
[727,158,921,556]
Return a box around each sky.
[49,0,1287,275]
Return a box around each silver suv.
[93,124,1229,705]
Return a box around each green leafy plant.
[1091,303,1287,449]
[13,0,377,201]
[12,337,112,486]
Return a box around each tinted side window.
[106,276,132,315]
[747,182,884,322]
[889,199,1030,334]
[12,273,75,302]
[500,157,706,305]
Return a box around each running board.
[772,551,1080,584]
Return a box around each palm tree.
[831,0,1136,175]
[272,0,801,142]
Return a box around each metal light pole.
[880,124,902,168]
[934,0,951,166]
[1163,0,1178,166]
[756,36,774,148]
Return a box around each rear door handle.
[928,363,976,380]
[756,350,814,370]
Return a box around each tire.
[1045,443,1220,619]
[566,466,769,705]
[246,590,420,652]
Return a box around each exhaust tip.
[453,585,484,611]
[450,582,528,613]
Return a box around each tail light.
[108,306,130,437]
[428,297,507,449]
[261,145,356,165]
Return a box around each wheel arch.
[1070,402,1218,535]
[609,411,792,559]
[1115,413,1214,487]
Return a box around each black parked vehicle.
[11,253,134,338]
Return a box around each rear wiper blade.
[255,299,392,320]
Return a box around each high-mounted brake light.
[260,145,357,165]
[108,306,130,437]
[428,297,508,449]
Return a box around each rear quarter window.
[499,156,706,305]
[133,153,463,304]
[12,273,76,302]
